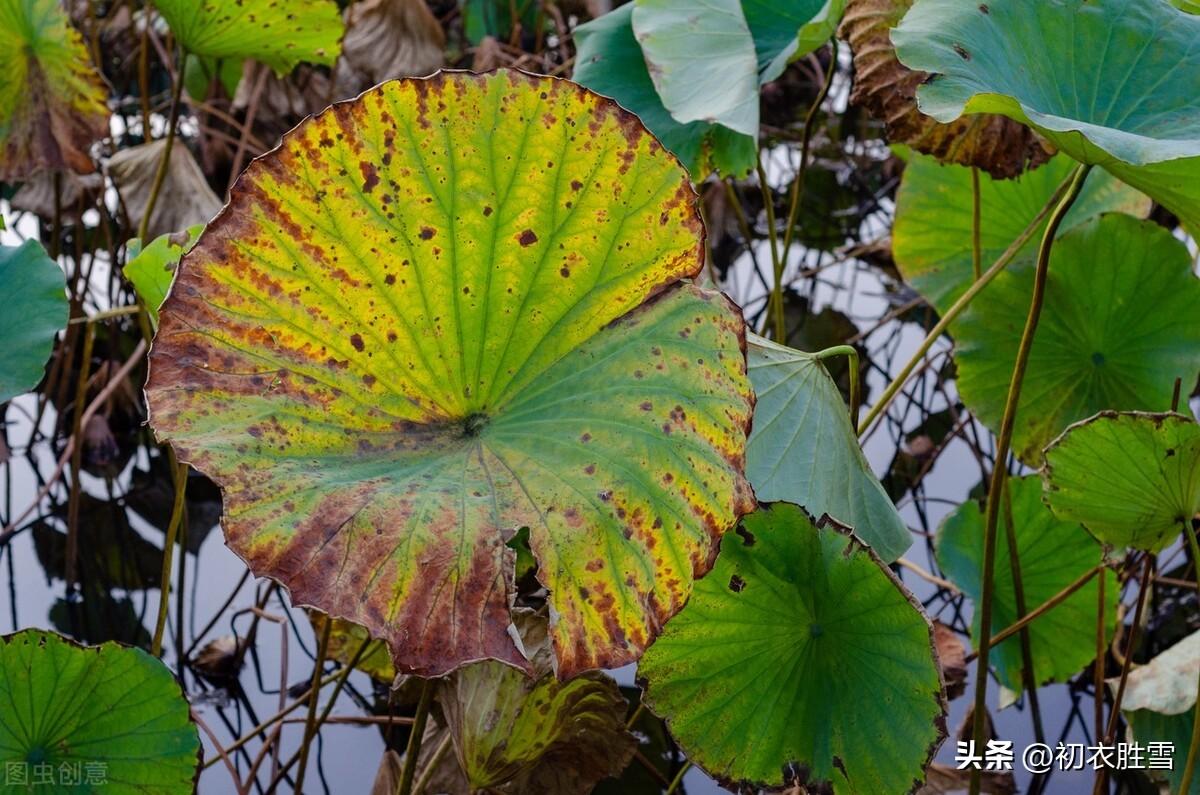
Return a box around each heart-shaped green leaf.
[1043,412,1200,553]
[0,629,200,792]
[0,240,68,404]
[936,475,1115,691]
[638,503,946,793]
[893,153,1149,314]
[146,71,755,679]
[746,335,909,561]
[573,4,757,179]
[953,213,1200,464]
[0,0,109,180]
[153,0,343,75]
[893,0,1200,231]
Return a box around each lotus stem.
[1001,480,1045,746]
[152,456,187,658]
[293,617,333,794]
[398,679,436,795]
[780,40,839,260]
[758,157,787,342]
[856,169,1077,437]
[1179,522,1200,795]
[815,344,861,427]
[138,47,189,242]
[666,761,692,794]
[968,163,1091,795]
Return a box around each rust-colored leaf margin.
[838,0,1050,179]
[145,69,756,680]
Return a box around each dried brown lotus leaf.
[107,139,222,240]
[839,0,1050,179]
[333,0,445,96]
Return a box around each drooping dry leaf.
[233,62,333,145]
[106,139,222,240]
[9,170,103,219]
[0,0,110,180]
[369,749,404,795]
[838,0,1049,178]
[1110,629,1200,716]
[333,0,445,96]
[932,619,967,701]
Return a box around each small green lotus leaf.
[743,0,845,82]
[1111,629,1199,717]
[1043,412,1200,553]
[309,612,395,683]
[746,335,910,562]
[0,629,200,793]
[1127,708,1199,795]
[936,476,1116,691]
[573,4,757,179]
[438,613,636,794]
[124,225,204,328]
[892,0,1200,231]
[638,503,946,793]
[0,239,68,404]
[893,153,1150,314]
[632,0,760,137]
[146,71,755,679]
[0,0,110,180]
[953,213,1200,464]
[153,0,343,75]
[838,0,1049,179]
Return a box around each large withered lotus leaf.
[0,0,110,180]
[146,70,756,678]
[893,0,1200,231]
[838,0,1048,179]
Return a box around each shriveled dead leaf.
[232,62,332,144]
[9,170,103,219]
[838,0,1049,178]
[1111,629,1200,716]
[933,620,968,701]
[107,139,222,240]
[370,749,404,795]
[333,0,445,96]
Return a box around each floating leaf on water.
[952,213,1200,464]
[573,4,757,178]
[0,239,68,404]
[936,475,1116,692]
[0,629,200,793]
[638,503,946,792]
[893,0,1200,230]
[746,334,910,561]
[146,70,755,679]
[838,0,1048,179]
[153,0,343,75]
[0,0,109,180]
[893,153,1150,314]
[1043,411,1200,553]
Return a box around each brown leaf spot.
[419,226,436,240]
[728,574,746,592]
[359,161,380,193]
[518,229,538,247]
[349,333,365,352]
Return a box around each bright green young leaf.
[1043,412,1200,553]
[893,153,1150,314]
[953,213,1200,464]
[145,71,755,679]
[0,0,110,180]
[744,0,843,82]
[632,0,760,137]
[438,613,636,794]
[638,503,946,793]
[0,239,67,404]
[573,5,757,178]
[153,0,343,75]
[892,0,1200,231]
[124,225,204,327]
[0,629,200,792]
[746,335,909,561]
[936,476,1115,691]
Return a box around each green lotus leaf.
[1127,708,1199,795]
[145,71,756,679]
[0,0,110,180]
[893,153,1150,314]
[124,225,204,328]
[438,613,636,794]
[746,335,909,562]
[632,0,760,137]
[573,4,757,179]
[1043,412,1200,553]
[892,0,1200,232]
[0,629,200,793]
[0,239,68,404]
[953,213,1200,464]
[638,503,946,793]
[744,0,845,82]
[936,476,1115,692]
[153,0,343,75]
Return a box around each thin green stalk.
[1095,561,1108,745]
[968,163,1091,795]
[665,761,692,794]
[138,48,189,242]
[411,732,454,795]
[398,679,435,795]
[1001,480,1045,746]
[152,458,188,657]
[780,41,839,260]
[1179,523,1200,795]
[757,157,786,342]
[856,169,1074,437]
[815,344,861,427]
[293,617,333,795]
